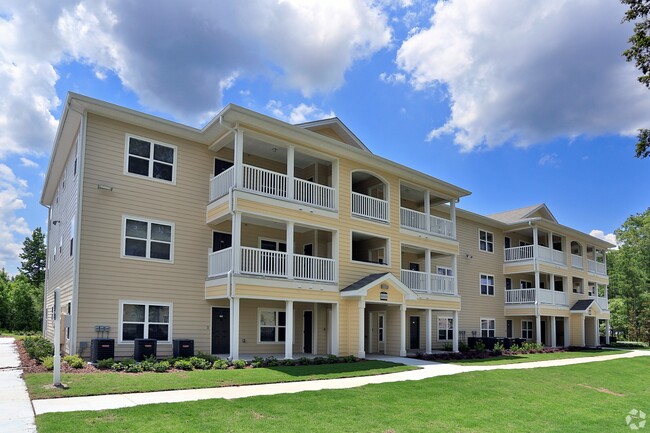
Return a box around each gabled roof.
[295,118,371,153]
[341,273,390,292]
[487,203,557,224]
[340,273,418,300]
[570,299,594,311]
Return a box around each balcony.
[400,269,456,296]
[208,246,336,283]
[571,254,583,269]
[587,259,607,276]
[400,207,454,239]
[504,245,566,266]
[591,296,609,310]
[505,288,568,306]
[210,164,336,210]
[351,192,388,222]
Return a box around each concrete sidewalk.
[31,349,650,415]
[0,337,37,433]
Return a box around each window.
[521,320,533,339]
[480,318,496,337]
[62,168,66,190]
[122,216,174,261]
[125,135,176,183]
[259,239,287,252]
[438,317,453,340]
[70,216,75,256]
[480,274,495,296]
[409,262,420,271]
[504,236,511,249]
[120,301,171,342]
[479,230,494,252]
[520,280,533,289]
[259,309,286,342]
[505,278,512,290]
[437,266,453,276]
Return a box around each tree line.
[0,228,45,332]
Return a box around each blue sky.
[1,0,648,273]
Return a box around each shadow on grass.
[265,361,405,377]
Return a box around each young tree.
[8,276,40,332]
[0,269,10,330]
[18,227,46,288]
[621,0,650,158]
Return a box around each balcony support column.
[285,300,294,359]
[452,255,458,295]
[425,249,432,293]
[550,273,555,303]
[229,297,240,360]
[358,301,366,358]
[605,319,611,345]
[286,221,294,279]
[564,317,571,347]
[232,212,242,274]
[452,310,459,353]
[399,304,407,357]
[331,303,339,355]
[425,309,432,354]
[287,145,295,201]
[450,199,457,239]
[550,316,557,347]
[424,190,431,233]
[593,317,600,347]
[535,314,542,345]
[233,128,244,188]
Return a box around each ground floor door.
[506,320,513,338]
[540,320,547,345]
[211,307,230,354]
[409,316,420,350]
[556,318,564,347]
[303,311,313,354]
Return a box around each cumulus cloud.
[396,0,650,151]
[0,163,31,271]
[20,157,38,168]
[266,100,335,124]
[590,229,617,247]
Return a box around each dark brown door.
[303,311,313,354]
[540,320,547,345]
[556,318,564,346]
[409,316,420,350]
[211,307,230,354]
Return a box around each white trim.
[437,316,453,341]
[258,237,287,251]
[480,318,496,337]
[521,320,533,340]
[436,266,452,276]
[480,273,495,296]
[123,133,178,185]
[478,229,494,253]
[70,116,85,355]
[257,307,287,344]
[121,215,175,263]
[118,300,173,344]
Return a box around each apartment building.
[41,93,613,359]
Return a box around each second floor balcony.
[399,245,457,296]
[504,244,566,266]
[505,287,569,306]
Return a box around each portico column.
[331,303,339,355]
[452,255,458,295]
[232,212,242,273]
[452,310,459,353]
[285,300,294,359]
[286,221,294,279]
[425,309,432,354]
[287,145,295,200]
[424,190,431,233]
[425,249,432,293]
[230,297,240,360]
[450,199,457,239]
[550,273,555,303]
[564,317,571,347]
[358,301,366,358]
[400,304,407,356]
[233,128,244,188]
[550,316,557,347]
[593,317,600,347]
[535,314,542,345]
[605,319,611,345]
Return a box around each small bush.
[342,355,357,363]
[327,354,340,364]
[96,358,114,369]
[212,359,229,370]
[493,342,505,355]
[232,359,246,369]
[125,363,143,373]
[189,356,212,370]
[458,342,469,353]
[441,342,453,352]
[280,358,295,366]
[196,352,219,363]
[63,354,85,369]
[474,340,486,353]
[111,362,125,372]
[140,360,156,372]
[250,356,264,368]
[41,356,54,370]
[173,359,194,371]
[153,361,171,372]
[298,357,311,366]
[264,356,279,367]
[23,336,54,360]
[121,358,137,366]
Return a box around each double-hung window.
[521,320,533,339]
[438,317,453,340]
[480,274,495,296]
[125,135,176,183]
[123,216,174,261]
[259,309,286,343]
[120,301,171,342]
[480,318,496,337]
[479,230,494,252]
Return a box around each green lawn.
[25,361,415,399]
[36,356,650,433]
[443,349,630,365]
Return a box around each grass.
[36,356,650,432]
[25,361,415,399]
[442,349,631,365]
[0,330,40,340]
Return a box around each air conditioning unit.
[133,338,157,361]
[173,339,194,358]
[90,338,115,362]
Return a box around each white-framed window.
[438,317,453,340]
[480,274,495,296]
[437,266,453,276]
[479,230,494,252]
[520,280,533,289]
[258,309,286,343]
[521,320,533,339]
[122,216,174,262]
[124,135,177,183]
[259,238,287,252]
[119,301,172,343]
[480,318,496,337]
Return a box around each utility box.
[133,338,157,361]
[91,338,115,362]
[173,339,194,358]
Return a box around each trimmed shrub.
[327,354,340,364]
[441,342,453,352]
[63,354,85,369]
[140,360,156,372]
[297,357,311,366]
[342,355,357,363]
[280,358,295,366]
[97,358,114,369]
[189,356,212,370]
[153,361,171,372]
[41,356,54,370]
[232,359,246,369]
[173,359,193,371]
[125,363,143,373]
[23,336,54,360]
[264,356,279,367]
[250,356,264,368]
[196,352,219,363]
[212,359,229,370]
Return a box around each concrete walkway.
[0,337,37,433]
[31,349,650,415]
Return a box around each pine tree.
[18,227,46,288]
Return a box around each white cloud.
[379,72,406,84]
[590,229,617,247]
[266,100,335,124]
[538,153,560,167]
[0,163,32,272]
[20,157,38,168]
[396,0,650,151]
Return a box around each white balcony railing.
[400,270,455,295]
[504,245,534,262]
[399,207,454,239]
[571,254,583,269]
[505,288,536,303]
[587,259,607,275]
[209,166,235,202]
[209,164,336,210]
[504,245,566,265]
[505,288,568,306]
[351,192,388,222]
[538,288,568,306]
[594,297,609,310]
[293,254,336,283]
[241,246,287,278]
[208,247,232,277]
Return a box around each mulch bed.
[15,340,98,374]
